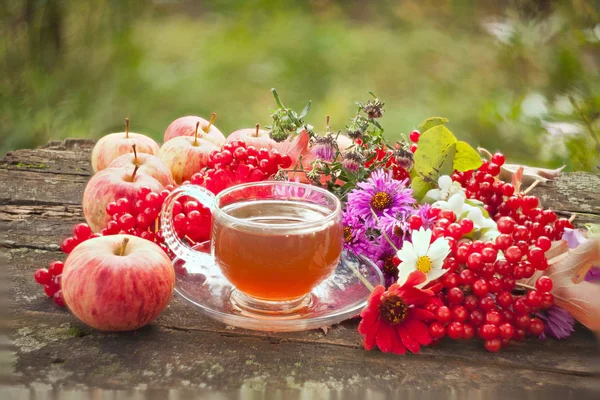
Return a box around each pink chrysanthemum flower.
[346,169,415,229]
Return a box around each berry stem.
[522,180,541,195]
[204,113,217,133]
[569,214,576,223]
[125,117,130,138]
[130,164,140,181]
[132,144,138,165]
[254,123,260,137]
[194,121,200,146]
[119,237,129,256]
[478,147,493,160]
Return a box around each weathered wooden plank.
[6,312,599,393]
[0,170,87,206]
[5,248,598,376]
[535,172,600,217]
[1,205,84,250]
[0,148,92,176]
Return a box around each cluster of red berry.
[410,152,572,352]
[190,140,292,194]
[37,139,285,307]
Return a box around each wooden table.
[2,139,599,398]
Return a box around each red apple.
[226,123,277,150]
[108,144,174,187]
[62,235,175,331]
[164,113,226,146]
[158,122,219,184]
[91,118,160,172]
[83,165,164,232]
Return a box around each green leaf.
[414,125,457,178]
[299,101,312,119]
[417,117,449,134]
[454,141,483,172]
[411,176,434,201]
[439,142,456,176]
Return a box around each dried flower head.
[362,99,385,119]
[311,134,337,162]
[342,150,364,173]
[394,147,414,170]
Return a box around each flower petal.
[397,324,421,354]
[412,228,432,257]
[425,188,442,201]
[448,193,465,214]
[402,270,427,288]
[375,323,395,353]
[405,319,433,346]
[362,319,380,350]
[427,238,450,262]
[390,328,407,355]
[408,307,435,322]
[426,267,448,283]
[396,242,418,265]
[438,175,452,190]
[396,265,414,287]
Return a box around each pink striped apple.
[163,113,225,146]
[83,165,164,232]
[108,144,174,187]
[91,118,160,172]
[62,235,175,331]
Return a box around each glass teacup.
[161,181,343,315]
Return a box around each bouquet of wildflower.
[267,90,600,353]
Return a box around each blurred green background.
[2,0,599,170]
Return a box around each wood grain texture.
[2,139,599,396]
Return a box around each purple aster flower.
[342,211,377,259]
[371,237,400,287]
[378,211,410,241]
[311,134,336,162]
[537,306,575,340]
[346,169,415,228]
[415,203,436,230]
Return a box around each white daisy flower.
[433,192,471,218]
[425,175,465,202]
[396,228,451,287]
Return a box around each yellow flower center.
[416,256,433,274]
[343,226,353,243]
[370,191,392,211]
[379,294,408,324]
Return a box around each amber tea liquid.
[213,200,343,301]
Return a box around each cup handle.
[160,184,216,269]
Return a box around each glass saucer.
[173,243,384,332]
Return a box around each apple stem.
[131,164,140,181]
[119,237,130,256]
[204,112,217,133]
[125,117,130,138]
[132,144,138,164]
[194,121,200,146]
[254,123,260,137]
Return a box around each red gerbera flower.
[358,271,435,354]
